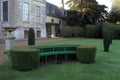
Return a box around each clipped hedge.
[77,45,97,64]
[102,23,120,39]
[63,26,73,37]
[10,47,40,71]
[63,26,84,37]
[74,27,84,37]
[85,24,101,38]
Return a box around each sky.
[46,0,112,11]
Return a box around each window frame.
[36,30,41,37]
[1,0,9,22]
[23,2,30,22]
[24,30,28,38]
[35,6,41,24]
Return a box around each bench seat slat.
[40,51,76,56]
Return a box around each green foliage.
[1,39,120,80]
[63,26,73,37]
[63,26,84,37]
[107,11,120,23]
[112,0,120,11]
[102,23,120,39]
[102,29,112,52]
[66,0,107,24]
[85,23,103,38]
[28,28,35,45]
[46,23,52,37]
[66,10,83,26]
[95,22,103,37]
[74,27,84,37]
[77,45,97,64]
[10,47,39,71]
[85,24,98,38]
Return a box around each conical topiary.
[103,30,111,52]
[28,28,35,45]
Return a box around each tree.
[66,0,107,24]
[107,11,120,23]
[112,0,120,11]
[107,0,120,23]
[66,10,82,26]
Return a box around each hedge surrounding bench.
[10,47,40,71]
[10,44,97,71]
[77,45,97,64]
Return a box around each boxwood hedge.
[10,47,40,71]
[77,45,97,64]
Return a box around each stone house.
[0,0,46,39]
[46,2,65,38]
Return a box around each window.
[23,2,29,22]
[36,6,41,23]
[2,1,8,21]
[24,30,28,38]
[50,7,55,14]
[42,7,45,15]
[37,30,41,37]
[51,19,54,23]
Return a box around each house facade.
[0,0,46,39]
[46,2,65,38]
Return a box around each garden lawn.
[0,38,120,80]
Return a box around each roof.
[46,2,65,19]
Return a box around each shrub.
[10,47,40,71]
[95,22,103,38]
[63,26,73,37]
[77,45,97,64]
[85,24,99,38]
[63,26,84,37]
[102,23,120,39]
[103,29,112,52]
[74,27,84,37]
[28,28,35,45]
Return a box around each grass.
[0,38,120,80]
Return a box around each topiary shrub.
[77,45,97,64]
[103,29,111,52]
[10,47,40,71]
[28,28,35,45]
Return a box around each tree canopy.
[66,0,107,25]
[112,0,120,11]
[107,0,120,23]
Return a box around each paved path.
[0,38,65,64]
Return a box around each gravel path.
[0,38,65,64]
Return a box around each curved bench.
[36,46,77,63]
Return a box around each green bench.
[36,46,77,63]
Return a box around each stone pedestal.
[3,27,16,53]
[5,37,15,51]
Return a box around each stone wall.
[0,0,46,39]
